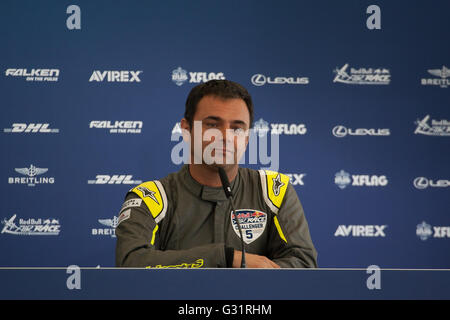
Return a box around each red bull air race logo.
[231,209,267,244]
[1,214,61,236]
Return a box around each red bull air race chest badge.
[231,209,267,244]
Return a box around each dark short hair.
[184,80,254,128]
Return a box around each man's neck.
[188,164,238,187]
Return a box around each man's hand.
[232,250,281,268]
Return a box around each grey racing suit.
[115,165,317,268]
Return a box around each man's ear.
[180,118,191,142]
[180,118,189,130]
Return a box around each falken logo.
[252,118,307,136]
[92,216,118,238]
[413,177,450,190]
[89,121,143,134]
[89,70,142,82]
[8,165,55,187]
[251,74,309,86]
[335,170,388,189]
[332,125,390,138]
[414,115,450,136]
[334,225,387,237]
[1,214,61,236]
[171,66,225,86]
[3,123,59,134]
[87,175,143,185]
[333,63,390,85]
[5,68,60,82]
[421,66,450,88]
[416,221,450,241]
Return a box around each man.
[115,80,317,268]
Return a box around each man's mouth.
[215,148,234,154]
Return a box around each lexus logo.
[251,74,309,86]
[251,74,266,86]
[414,177,428,189]
[414,177,450,189]
[332,126,347,137]
[332,125,390,137]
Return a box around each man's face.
[181,95,250,169]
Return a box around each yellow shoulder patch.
[259,170,290,214]
[130,180,168,223]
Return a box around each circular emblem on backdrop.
[172,67,188,86]
[231,209,267,244]
[251,74,266,86]
[335,170,351,189]
[416,221,432,241]
[332,125,348,137]
[253,118,270,137]
[413,177,428,189]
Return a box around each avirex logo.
[335,225,387,237]
[89,70,142,82]
[285,174,306,186]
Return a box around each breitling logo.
[91,217,118,238]
[8,164,55,187]
[137,186,160,205]
[272,174,285,196]
[421,66,450,88]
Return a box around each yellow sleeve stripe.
[274,216,288,243]
[131,180,168,224]
[150,224,159,246]
[259,170,290,214]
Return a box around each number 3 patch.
[231,209,267,244]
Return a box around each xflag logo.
[171,67,225,86]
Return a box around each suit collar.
[180,165,240,202]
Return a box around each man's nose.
[219,124,234,143]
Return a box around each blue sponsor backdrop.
[0,0,449,268]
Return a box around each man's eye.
[205,123,218,128]
[233,128,245,135]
